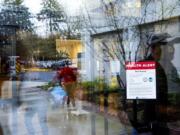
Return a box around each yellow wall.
[56,39,83,59]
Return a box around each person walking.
[57,60,77,108]
[131,33,170,135]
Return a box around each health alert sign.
[126,61,156,99]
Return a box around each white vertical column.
[81,30,96,81]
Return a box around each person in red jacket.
[57,61,77,108]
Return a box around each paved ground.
[0,81,132,135]
[21,71,56,82]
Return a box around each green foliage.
[38,81,54,91]
[81,78,119,92]
[0,2,33,57]
[36,34,69,60]
[16,32,39,60]
[37,0,65,33]
[4,0,23,5]
[16,32,69,61]
[0,1,33,33]
[81,81,95,90]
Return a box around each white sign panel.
[126,61,156,99]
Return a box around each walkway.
[0,83,131,135]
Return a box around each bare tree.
[81,0,180,87]
[58,14,83,39]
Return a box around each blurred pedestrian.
[131,33,170,135]
[23,88,49,135]
[57,60,77,108]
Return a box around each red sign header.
[126,61,156,70]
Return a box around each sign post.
[126,61,156,100]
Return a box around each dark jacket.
[133,55,169,134]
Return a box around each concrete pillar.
[81,30,96,81]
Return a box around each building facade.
[82,0,180,134]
